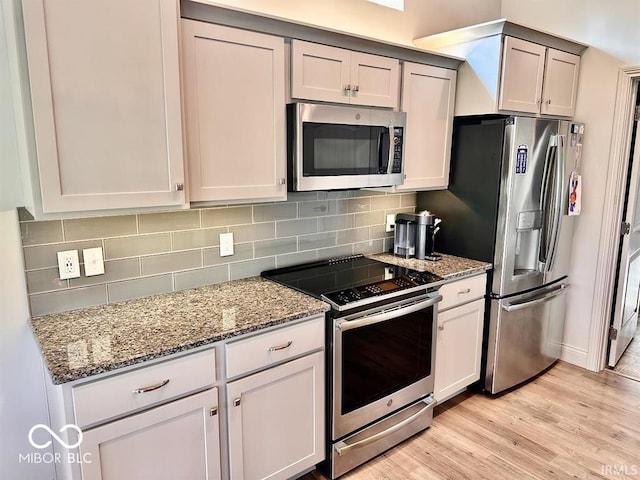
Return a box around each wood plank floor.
[302,362,640,480]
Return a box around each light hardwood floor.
[302,362,640,479]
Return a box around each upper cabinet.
[21,0,186,213]
[414,19,586,118]
[397,63,456,191]
[180,20,286,203]
[291,40,400,109]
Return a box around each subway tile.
[107,274,173,303]
[138,211,200,234]
[353,239,384,255]
[369,225,393,240]
[370,194,401,211]
[230,257,276,281]
[70,258,141,288]
[348,197,371,213]
[326,190,355,199]
[171,227,227,251]
[104,234,171,260]
[318,214,354,232]
[276,218,317,237]
[253,203,297,223]
[201,206,252,227]
[385,207,415,216]
[26,268,68,294]
[141,250,202,276]
[400,193,417,207]
[230,223,275,243]
[24,240,102,270]
[30,285,108,317]
[298,200,349,218]
[298,232,336,251]
[384,237,394,253]
[336,228,369,245]
[20,221,63,246]
[203,242,253,266]
[254,237,297,258]
[317,245,353,260]
[285,192,318,202]
[354,190,385,197]
[63,215,137,241]
[275,250,318,268]
[354,211,384,228]
[174,266,229,291]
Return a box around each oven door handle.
[334,397,436,456]
[336,294,442,332]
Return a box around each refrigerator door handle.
[546,135,566,272]
[501,283,569,312]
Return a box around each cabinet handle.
[458,288,471,294]
[268,340,293,352]
[133,379,170,394]
[175,183,184,191]
[210,407,218,417]
[353,85,359,93]
[545,99,551,105]
[233,397,241,407]
[438,324,444,331]
[278,178,286,185]
[344,84,352,92]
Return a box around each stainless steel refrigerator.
[418,115,583,394]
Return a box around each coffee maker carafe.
[393,211,440,260]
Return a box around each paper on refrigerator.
[569,171,581,215]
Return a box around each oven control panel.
[325,271,442,307]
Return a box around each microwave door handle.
[336,294,442,332]
[387,126,395,174]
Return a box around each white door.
[227,352,324,480]
[349,51,399,108]
[181,20,286,203]
[499,37,546,114]
[541,49,580,117]
[609,110,640,366]
[398,63,456,191]
[22,0,186,213]
[80,388,221,480]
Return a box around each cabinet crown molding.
[414,18,588,56]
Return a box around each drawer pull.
[234,397,241,407]
[458,288,471,294]
[133,379,170,394]
[268,340,293,352]
[210,407,218,417]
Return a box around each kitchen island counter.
[31,277,329,384]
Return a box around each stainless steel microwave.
[288,103,406,191]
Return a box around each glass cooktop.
[261,254,443,309]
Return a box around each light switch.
[83,247,105,276]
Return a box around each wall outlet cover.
[220,232,234,257]
[57,250,80,280]
[385,213,396,233]
[83,247,105,276]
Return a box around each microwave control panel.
[392,127,404,174]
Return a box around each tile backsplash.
[20,191,416,317]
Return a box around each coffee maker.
[393,211,440,260]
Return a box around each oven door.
[332,292,441,440]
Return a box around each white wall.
[0,210,53,480]
[195,0,502,46]
[502,0,640,367]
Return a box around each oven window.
[341,307,433,415]
[302,123,390,176]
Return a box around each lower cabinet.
[80,388,221,480]
[227,351,325,480]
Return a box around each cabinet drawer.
[438,274,487,312]
[226,316,324,379]
[73,349,216,428]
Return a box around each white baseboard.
[560,344,589,369]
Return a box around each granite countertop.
[31,277,329,385]
[370,252,491,280]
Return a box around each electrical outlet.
[57,250,80,280]
[385,213,396,233]
[220,232,234,257]
[83,247,105,276]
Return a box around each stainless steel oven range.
[262,255,443,478]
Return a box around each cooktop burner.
[261,254,443,311]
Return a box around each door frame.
[588,65,640,371]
